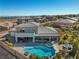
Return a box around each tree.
[70,39,79,59]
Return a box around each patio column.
[15,37,18,43]
[33,36,35,43]
[56,36,59,42]
[49,36,51,42]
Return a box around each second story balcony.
[14,32,35,37]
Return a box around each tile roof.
[55,19,76,24]
[10,22,59,36]
[67,17,78,21]
[35,33,58,36]
[35,26,59,36]
[9,28,16,31]
[38,26,58,34]
[15,22,39,27]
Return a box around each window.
[20,29,25,32]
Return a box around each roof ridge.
[47,27,58,33]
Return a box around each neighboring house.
[16,16,33,24]
[33,16,43,22]
[0,22,16,29]
[6,22,59,43]
[66,17,79,21]
[53,19,76,27]
[16,16,43,24]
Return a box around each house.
[33,16,43,22]
[66,17,79,21]
[6,22,59,43]
[53,19,76,27]
[16,16,44,24]
[16,16,33,24]
[0,22,16,29]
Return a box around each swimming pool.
[23,46,55,57]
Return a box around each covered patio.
[35,33,58,42]
[14,35,58,43]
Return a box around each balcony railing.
[15,32,34,37]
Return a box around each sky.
[0,0,79,16]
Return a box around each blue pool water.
[23,46,55,56]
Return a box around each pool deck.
[12,47,24,54]
[12,46,31,58]
[53,43,61,53]
[11,43,61,57]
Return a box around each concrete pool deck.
[53,43,61,53]
[11,43,61,57]
[12,47,31,58]
[12,47,24,54]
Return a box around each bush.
[24,52,28,56]
[5,41,13,47]
[29,54,38,59]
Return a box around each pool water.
[23,46,55,56]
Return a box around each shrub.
[5,41,13,47]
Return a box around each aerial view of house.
[6,22,59,43]
[0,0,79,59]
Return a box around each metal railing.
[15,32,34,37]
